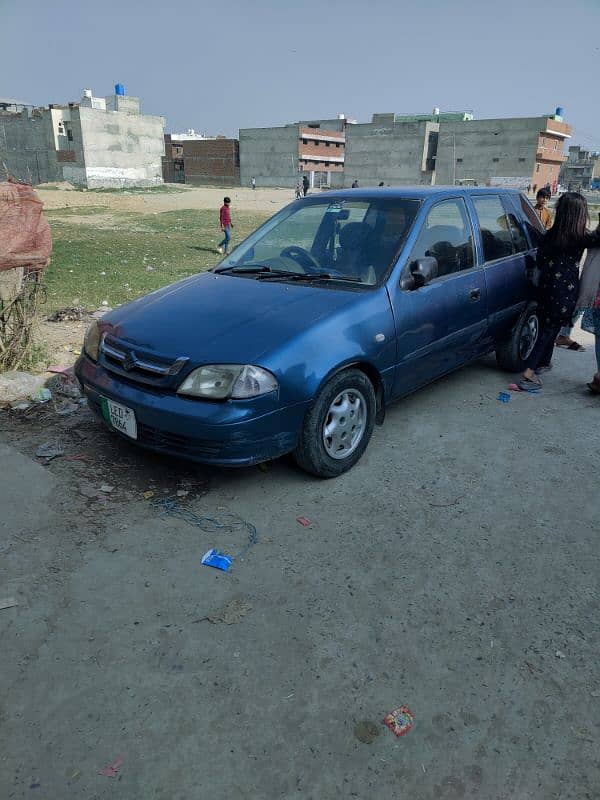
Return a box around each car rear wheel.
[293,368,376,478]
[495,304,539,372]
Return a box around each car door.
[469,193,533,344]
[389,196,489,398]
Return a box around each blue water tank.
[555,106,564,117]
[115,83,125,96]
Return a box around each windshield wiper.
[258,271,363,284]
[213,264,274,275]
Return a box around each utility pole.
[452,133,456,186]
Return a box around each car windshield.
[217,197,421,286]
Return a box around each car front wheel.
[293,368,376,478]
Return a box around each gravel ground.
[1,326,599,799]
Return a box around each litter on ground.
[383,706,415,737]
[0,597,18,610]
[151,496,258,560]
[201,549,232,572]
[98,755,124,778]
[35,443,65,461]
[296,516,311,527]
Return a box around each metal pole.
[453,133,456,186]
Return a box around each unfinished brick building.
[162,136,240,186]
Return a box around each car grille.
[87,395,223,458]
[100,335,188,389]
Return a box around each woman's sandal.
[518,377,543,392]
[556,339,586,351]
[587,378,600,395]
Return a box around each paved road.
[1,331,599,799]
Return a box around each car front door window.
[406,198,475,282]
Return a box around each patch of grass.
[49,206,112,217]
[19,339,50,373]
[43,208,268,314]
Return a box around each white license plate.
[101,397,137,439]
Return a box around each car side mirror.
[411,256,438,288]
[399,256,439,291]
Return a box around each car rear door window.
[501,197,529,253]
[408,198,474,278]
[472,195,515,262]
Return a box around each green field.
[43,207,269,314]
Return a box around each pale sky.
[1,0,599,149]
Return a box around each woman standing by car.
[520,193,600,390]
[576,223,600,393]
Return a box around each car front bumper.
[75,357,309,466]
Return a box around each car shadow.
[187,246,218,254]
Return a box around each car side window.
[472,195,515,262]
[501,197,529,254]
[408,198,474,279]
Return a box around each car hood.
[101,272,359,365]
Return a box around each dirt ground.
[37,184,297,214]
[1,324,600,799]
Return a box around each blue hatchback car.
[76,187,544,477]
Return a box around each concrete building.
[559,145,600,191]
[162,134,240,186]
[435,114,571,192]
[0,88,165,188]
[343,110,469,187]
[239,116,352,189]
[344,109,571,192]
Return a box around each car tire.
[293,369,376,478]
[495,303,539,372]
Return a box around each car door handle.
[469,288,481,301]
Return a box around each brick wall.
[182,139,240,186]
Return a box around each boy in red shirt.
[217,196,233,255]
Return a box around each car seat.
[337,221,370,279]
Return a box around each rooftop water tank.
[83,88,92,98]
[556,106,564,117]
[115,83,125,96]
[433,107,440,116]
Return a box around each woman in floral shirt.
[577,238,600,393]
[520,193,600,391]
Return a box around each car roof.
[317,186,524,201]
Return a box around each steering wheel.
[280,245,320,271]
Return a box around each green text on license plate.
[100,397,137,439]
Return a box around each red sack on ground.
[0,178,52,272]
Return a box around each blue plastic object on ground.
[201,549,232,572]
[497,391,511,403]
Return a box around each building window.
[302,138,307,145]
[336,142,341,148]
[536,163,540,172]
[519,157,526,162]
[456,158,463,163]
[492,157,499,163]
[325,141,330,147]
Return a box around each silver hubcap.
[323,388,367,460]
[519,314,539,360]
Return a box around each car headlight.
[83,320,101,362]
[177,364,278,400]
